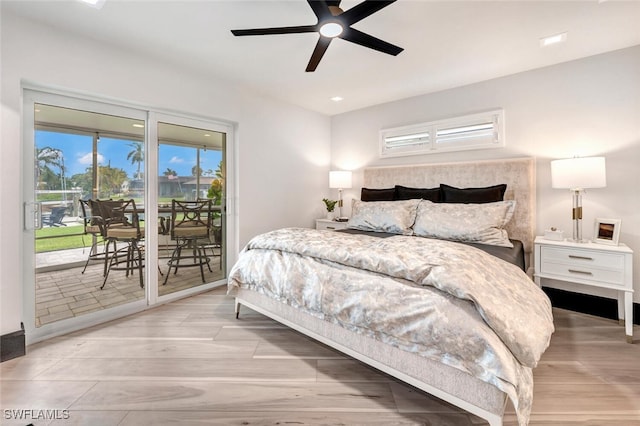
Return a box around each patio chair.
[79,199,108,274]
[42,205,68,227]
[163,199,212,285]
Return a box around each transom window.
[380,109,504,158]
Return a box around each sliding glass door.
[156,121,226,296]
[23,89,234,342]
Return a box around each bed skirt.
[234,288,508,426]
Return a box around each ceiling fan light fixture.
[319,22,343,38]
[231,0,402,72]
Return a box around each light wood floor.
[2,286,639,426]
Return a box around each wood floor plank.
[66,324,221,339]
[501,413,640,425]
[0,380,96,409]
[69,381,398,412]
[119,410,477,425]
[35,358,320,382]
[252,336,347,359]
[0,357,63,380]
[529,383,640,412]
[532,361,609,385]
[316,359,393,383]
[214,325,305,341]
[50,338,260,359]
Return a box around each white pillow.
[413,200,516,247]
[348,199,420,235]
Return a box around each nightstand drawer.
[540,246,625,269]
[540,261,625,286]
[316,219,348,231]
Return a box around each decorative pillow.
[413,200,516,247]
[440,183,507,204]
[348,199,421,235]
[395,185,441,202]
[361,187,396,202]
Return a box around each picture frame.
[593,218,621,245]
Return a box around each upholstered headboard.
[363,157,536,260]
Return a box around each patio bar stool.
[98,199,144,289]
[163,199,212,285]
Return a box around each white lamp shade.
[551,157,606,190]
[329,170,352,189]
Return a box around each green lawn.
[35,225,97,253]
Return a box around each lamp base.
[567,238,589,244]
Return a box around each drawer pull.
[568,269,593,276]
[568,255,593,261]
[326,226,336,230]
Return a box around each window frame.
[380,109,505,158]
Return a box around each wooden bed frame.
[234,157,536,426]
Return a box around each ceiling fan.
[231,0,403,72]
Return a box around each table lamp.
[329,170,352,221]
[551,156,606,242]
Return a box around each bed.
[228,158,554,426]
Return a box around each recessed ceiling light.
[132,123,144,128]
[204,134,211,137]
[330,96,343,102]
[540,32,567,47]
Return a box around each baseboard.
[543,287,640,325]
[1,324,26,362]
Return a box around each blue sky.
[36,130,222,179]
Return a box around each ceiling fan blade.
[307,0,333,21]
[341,0,397,26]
[231,25,317,36]
[306,36,332,72]
[339,27,403,56]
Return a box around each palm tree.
[163,168,177,177]
[126,141,144,179]
[97,165,127,198]
[36,146,64,190]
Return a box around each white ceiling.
[5,0,640,116]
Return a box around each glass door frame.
[148,111,235,306]
[22,86,236,344]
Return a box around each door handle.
[24,202,43,230]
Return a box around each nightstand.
[534,236,634,343]
[316,218,348,231]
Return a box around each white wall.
[0,11,331,336]
[331,45,640,302]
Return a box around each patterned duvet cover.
[227,228,554,425]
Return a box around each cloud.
[77,152,104,165]
[169,156,184,164]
